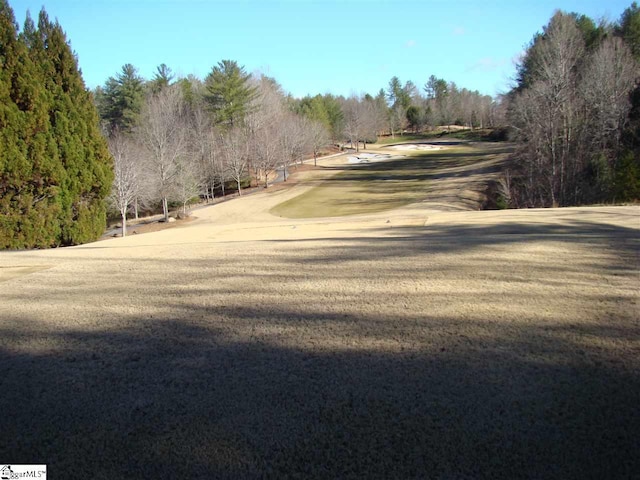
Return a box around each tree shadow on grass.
[267,214,639,272]
[321,151,504,178]
[1,209,637,479]
[0,308,638,479]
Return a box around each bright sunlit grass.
[270,145,495,218]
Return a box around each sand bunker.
[347,153,395,163]
[385,143,444,151]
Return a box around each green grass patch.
[271,144,509,218]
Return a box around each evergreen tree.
[295,95,329,129]
[573,13,607,51]
[149,63,175,93]
[33,10,113,245]
[292,94,344,142]
[406,105,424,132]
[178,74,203,109]
[386,77,411,136]
[96,63,145,135]
[319,94,344,142]
[619,2,640,59]
[0,4,62,248]
[386,76,411,110]
[0,3,113,248]
[204,60,256,128]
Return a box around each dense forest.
[506,6,640,207]
[1,0,638,249]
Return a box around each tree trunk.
[134,197,139,220]
[237,178,242,196]
[121,210,127,238]
[314,151,318,167]
[162,197,169,222]
[283,165,287,182]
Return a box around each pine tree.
[149,63,174,93]
[96,64,145,135]
[619,2,640,59]
[204,60,256,128]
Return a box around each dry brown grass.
[1,143,638,478]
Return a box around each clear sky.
[11,0,632,99]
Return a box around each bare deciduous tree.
[189,102,218,202]
[108,131,141,237]
[305,118,330,166]
[174,156,202,215]
[582,36,638,154]
[221,127,249,195]
[138,86,188,221]
[252,122,283,188]
[245,74,287,188]
[280,113,307,170]
[342,96,366,152]
[509,12,586,206]
[507,10,640,206]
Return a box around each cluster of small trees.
[96,62,331,235]
[386,76,498,134]
[290,78,501,150]
[505,6,640,207]
[0,3,113,249]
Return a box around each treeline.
[0,2,112,248]
[96,61,333,235]
[96,60,501,235]
[504,4,640,207]
[10,1,636,248]
[2,0,500,248]
[292,76,500,150]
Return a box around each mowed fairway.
[1,141,639,479]
[271,142,510,217]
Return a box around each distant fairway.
[271,143,512,218]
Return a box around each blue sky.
[12,0,632,99]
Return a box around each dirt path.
[1,142,638,478]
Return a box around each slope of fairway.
[1,141,638,479]
[271,142,511,218]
